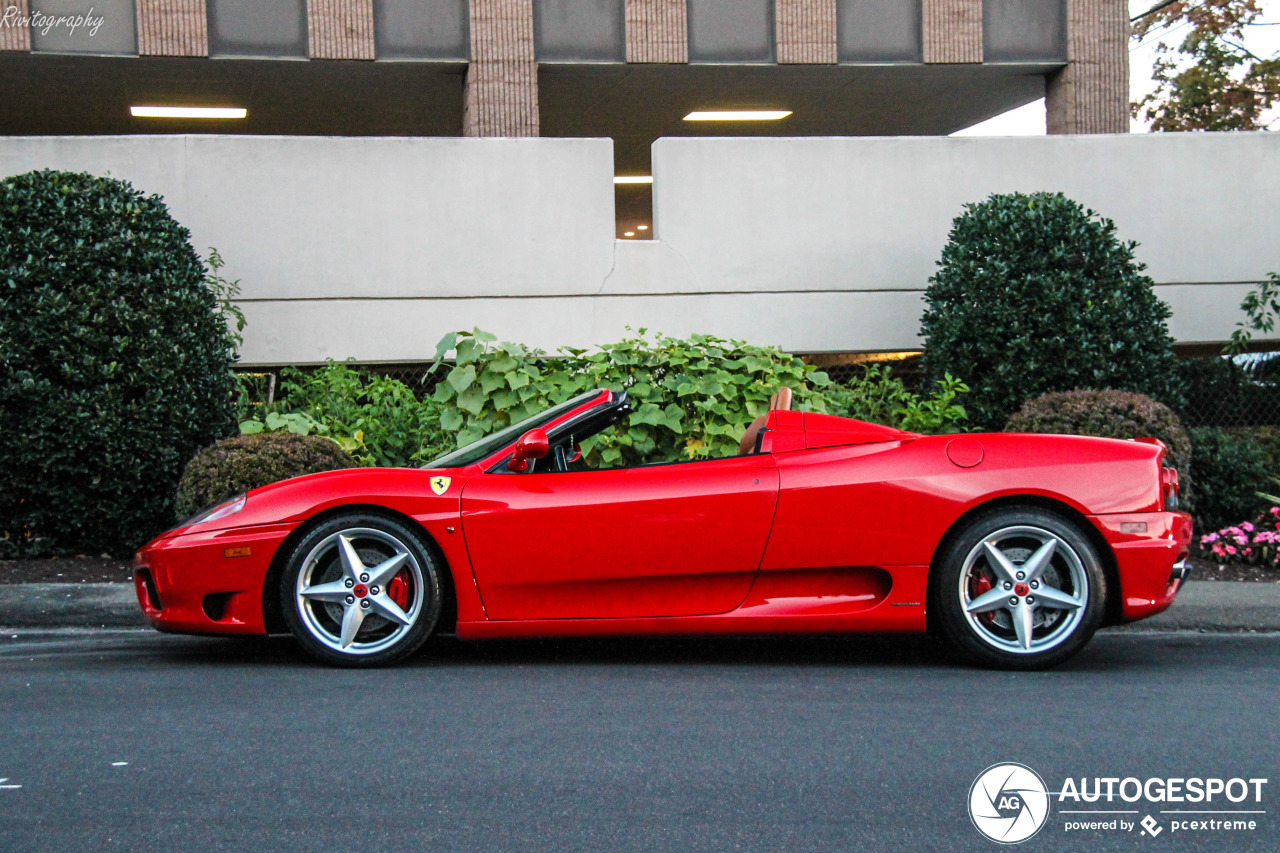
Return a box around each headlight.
[185,494,247,527]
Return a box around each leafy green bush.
[0,170,236,557]
[430,329,970,467]
[1005,389,1191,473]
[837,364,969,435]
[238,362,451,468]
[234,330,971,471]
[175,433,356,520]
[1185,427,1271,533]
[429,328,849,466]
[920,191,1181,431]
[1236,425,1280,473]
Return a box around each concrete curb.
[0,580,1277,632]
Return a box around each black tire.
[934,507,1107,670]
[280,513,442,667]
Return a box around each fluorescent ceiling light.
[131,106,247,119]
[623,232,635,237]
[636,225,649,230]
[683,110,792,121]
[613,175,654,184]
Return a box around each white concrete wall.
[1,132,1275,363]
[642,133,1280,351]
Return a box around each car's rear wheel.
[281,514,441,667]
[935,507,1106,670]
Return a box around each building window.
[983,0,1066,62]
[29,0,137,55]
[838,0,921,63]
[688,0,774,63]
[208,0,308,58]
[534,0,624,62]
[374,0,470,60]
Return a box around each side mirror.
[508,428,550,472]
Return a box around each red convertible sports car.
[135,387,1192,669]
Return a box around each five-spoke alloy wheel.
[935,508,1106,669]
[281,514,441,667]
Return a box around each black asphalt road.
[0,630,1276,853]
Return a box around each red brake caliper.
[387,571,410,610]
[969,573,994,626]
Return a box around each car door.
[460,455,779,620]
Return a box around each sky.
[952,0,1280,136]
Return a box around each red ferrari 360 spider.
[135,387,1191,669]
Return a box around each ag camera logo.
[969,763,1050,844]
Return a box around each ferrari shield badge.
[429,476,451,496]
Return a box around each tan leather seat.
[738,387,793,455]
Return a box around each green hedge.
[1005,389,1191,474]
[175,433,357,520]
[921,192,1181,431]
[0,170,237,558]
[1186,427,1271,533]
[277,362,451,467]
[429,329,849,467]
[237,329,970,470]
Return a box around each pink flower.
[1212,543,1226,556]
[1242,522,1255,532]
[1271,507,1280,516]
[1226,546,1238,555]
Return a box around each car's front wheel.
[281,514,441,667]
[935,508,1107,669]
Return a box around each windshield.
[422,390,604,469]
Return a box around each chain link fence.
[1177,351,1280,429]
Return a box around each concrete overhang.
[1,53,1054,170]
[540,61,1058,173]
[0,53,467,137]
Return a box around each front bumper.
[133,522,295,635]
[1089,511,1193,623]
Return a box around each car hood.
[150,466,471,543]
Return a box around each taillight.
[1162,467,1180,511]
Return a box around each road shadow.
[37,626,1277,674]
[418,632,958,669]
[85,629,960,670]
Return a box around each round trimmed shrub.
[920,192,1181,431]
[1185,427,1270,533]
[0,170,236,558]
[1005,389,1191,474]
[175,433,356,520]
